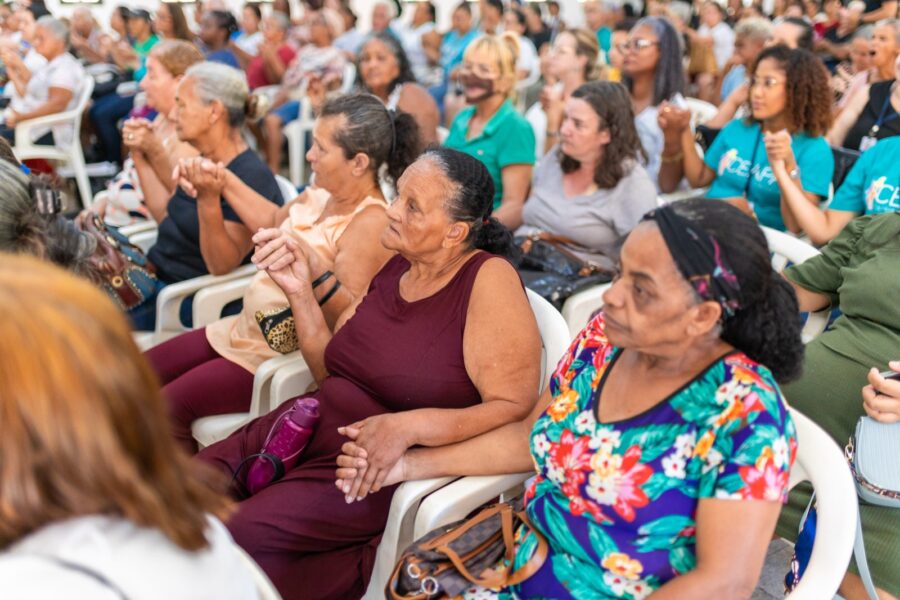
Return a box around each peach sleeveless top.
[206,187,387,373]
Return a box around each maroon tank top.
[304,251,494,459]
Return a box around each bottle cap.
[288,396,320,428]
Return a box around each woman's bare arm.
[493,164,533,229]
[648,499,782,599]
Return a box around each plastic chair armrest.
[192,276,253,328]
[154,264,256,335]
[413,473,533,539]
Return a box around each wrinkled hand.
[862,362,900,423]
[306,74,328,110]
[657,100,691,141]
[122,118,158,155]
[334,429,408,503]
[259,40,279,59]
[4,110,19,127]
[0,47,22,72]
[764,129,796,171]
[172,157,226,199]
[251,228,312,296]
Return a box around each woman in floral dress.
[336,199,806,599]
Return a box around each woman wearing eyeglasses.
[444,33,535,229]
[658,47,834,235]
[620,16,687,188]
[526,28,601,161]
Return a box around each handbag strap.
[503,511,549,586]
[854,506,880,600]
[434,506,515,589]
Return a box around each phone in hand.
[879,370,900,382]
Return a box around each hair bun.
[245,93,269,121]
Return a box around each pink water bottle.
[246,397,320,495]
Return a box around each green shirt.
[133,34,160,81]
[786,212,900,367]
[445,99,535,209]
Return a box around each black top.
[863,0,885,14]
[844,79,900,151]
[148,148,283,283]
[527,28,552,52]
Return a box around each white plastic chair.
[13,77,95,207]
[233,545,283,600]
[684,97,718,129]
[172,269,315,449]
[283,101,314,188]
[761,227,830,343]
[560,227,829,343]
[284,63,357,187]
[561,283,612,339]
[149,264,258,339]
[409,409,857,600]
[274,173,298,204]
[362,290,571,599]
[783,407,857,600]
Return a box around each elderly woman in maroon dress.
[198,147,543,599]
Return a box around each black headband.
[643,204,742,318]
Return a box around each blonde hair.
[463,32,520,99]
[150,39,204,78]
[0,255,231,551]
[562,28,603,81]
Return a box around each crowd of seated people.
[1,0,898,599]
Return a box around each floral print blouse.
[464,314,796,600]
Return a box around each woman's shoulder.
[618,158,655,190]
[501,101,534,129]
[0,515,257,599]
[398,82,436,107]
[229,149,281,200]
[722,117,757,136]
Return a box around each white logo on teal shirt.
[865,176,900,213]
[718,148,775,186]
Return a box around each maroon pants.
[145,327,254,453]
[198,401,392,600]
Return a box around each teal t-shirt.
[704,119,834,231]
[829,137,900,215]
[133,34,160,82]
[445,99,535,209]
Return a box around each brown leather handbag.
[74,212,158,310]
[386,495,548,599]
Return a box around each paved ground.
[752,539,795,600]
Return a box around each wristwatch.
[788,166,801,181]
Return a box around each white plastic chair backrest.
[761,227,829,342]
[75,77,94,113]
[684,97,717,128]
[784,407,857,600]
[233,545,282,600]
[274,174,298,204]
[525,289,572,391]
[340,62,356,93]
[363,289,571,600]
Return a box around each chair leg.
[69,146,92,210]
[287,126,303,188]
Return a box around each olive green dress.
[775,212,900,595]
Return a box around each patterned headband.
[643,205,742,318]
